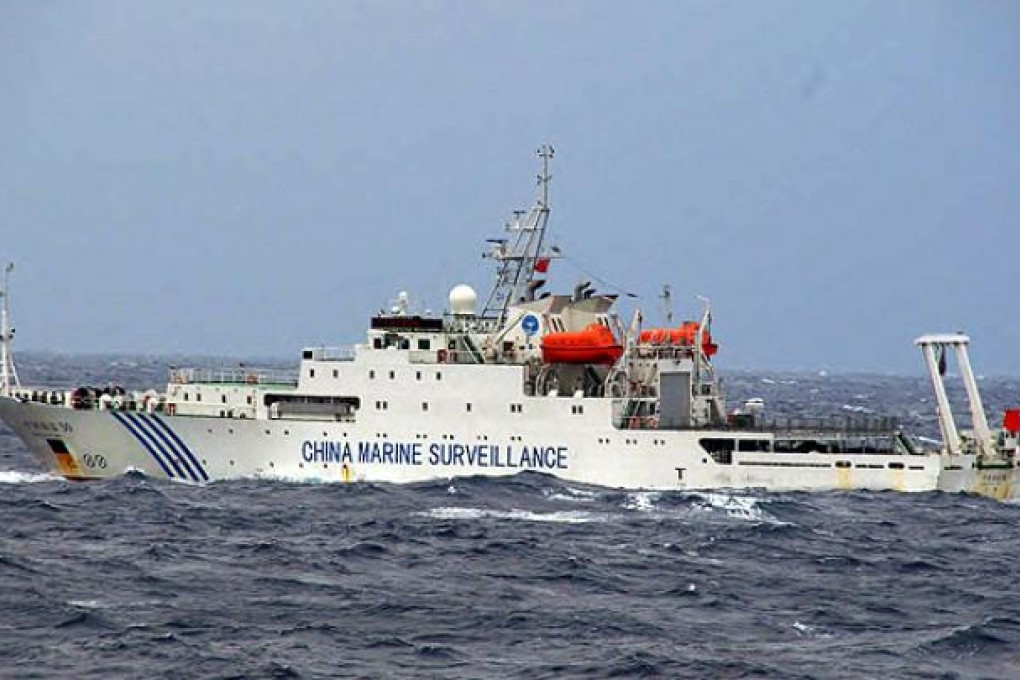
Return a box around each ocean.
[2,354,1019,678]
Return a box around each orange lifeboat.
[639,321,718,357]
[541,323,624,365]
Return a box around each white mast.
[0,262,20,397]
[481,145,557,324]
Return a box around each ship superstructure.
[1,149,1018,497]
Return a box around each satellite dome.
[449,284,477,316]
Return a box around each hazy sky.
[2,1,1018,375]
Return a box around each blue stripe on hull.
[148,414,208,482]
[110,411,176,479]
[128,413,200,482]
[122,412,189,480]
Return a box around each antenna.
[1,262,21,397]
[659,284,673,326]
[538,144,554,209]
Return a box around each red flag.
[534,257,550,273]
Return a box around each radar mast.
[481,145,558,324]
[0,262,21,397]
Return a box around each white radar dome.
[449,284,477,316]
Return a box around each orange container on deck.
[541,323,624,365]
[639,321,718,357]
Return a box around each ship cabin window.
[422,402,429,412]
[184,392,190,401]
[373,338,383,349]
[310,368,315,378]
[246,396,253,405]
[510,403,523,414]
[572,405,584,415]
[466,403,472,413]
[448,340,457,350]
[436,372,442,381]
[417,338,431,351]
[369,370,375,379]
[333,369,339,379]
[196,393,202,402]
[416,371,422,381]
[303,350,313,359]
[700,438,735,453]
[221,395,227,404]
[389,370,395,380]
[737,439,770,452]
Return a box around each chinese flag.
[534,257,550,273]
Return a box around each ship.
[1,147,1018,498]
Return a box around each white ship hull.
[2,151,1017,500]
[4,397,1017,498]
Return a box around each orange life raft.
[540,323,624,365]
[639,321,718,357]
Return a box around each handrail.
[170,367,298,387]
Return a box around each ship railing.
[633,345,699,360]
[409,349,485,365]
[12,385,169,414]
[170,367,299,387]
[304,346,356,361]
[9,386,74,408]
[726,415,901,435]
[443,317,501,334]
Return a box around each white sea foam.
[685,491,788,524]
[841,404,873,414]
[544,486,597,503]
[68,599,103,609]
[415,506,607,524]
[0,470,58,484]
[622,491,661,512]
[792,620,832,638]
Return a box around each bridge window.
[417,339,431,350]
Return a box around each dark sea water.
[2,355,1020,679]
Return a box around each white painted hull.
[4,397,1017,498]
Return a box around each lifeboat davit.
[541,323,624,365]
[639,321,718,357]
